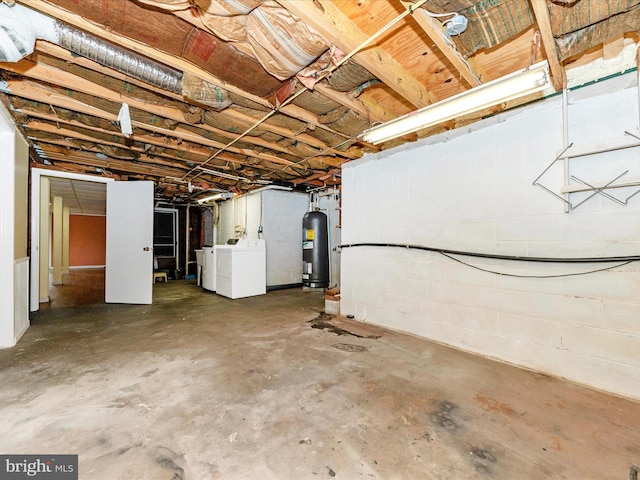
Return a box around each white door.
[105,181,154,304]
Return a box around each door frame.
[30,168,113,312]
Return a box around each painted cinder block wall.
[340,72,640,400]
[217,189,310,287]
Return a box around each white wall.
[217,200,235,245]
[0,102,29,348]
[261,189,309,287]
[341,72,640,400]
[217,188,310,287]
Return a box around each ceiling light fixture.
[360,61,551,145]
[197,192,234,203]
[196,166,272,185]
[196,166,250,182]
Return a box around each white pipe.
[562,87,570,213]
[185,203,190,276]
[637,47,640,132]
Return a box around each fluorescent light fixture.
[197,166,250,182]
[197,166,272,185]
[197,192,234,203]
[360,61,551,145]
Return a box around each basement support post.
[562,87,570,213]
[185,204,190,278]
[38,177,50,302]
[52,196,63,285]
[62,206,70,274]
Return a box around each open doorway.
[31,169,154,310]
[30,168,112,312]
[45,177,107,309]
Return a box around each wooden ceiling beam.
[279,0,436,108]
[401,1,481,88]
[314,83,394,124]
[4,77,304,159]
[6,60,354,168]
[35,142,259,187]
[26,126,196,171]
[4,59,344,156]
[603,35,625,60]
[35,43,179,100]
[24,117,308,173]
[26,120,212,168]
[18,0,369,143]
[221,107,356,158]
[530,0,565,90]
[20,106,329,172]
[37,143,186,178]
[2,69,344,165]
[39,149,278,188]
[36,43,361,155]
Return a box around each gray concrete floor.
[1,279,639,479]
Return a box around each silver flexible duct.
[54,22,183,94]
[0,3,234,109]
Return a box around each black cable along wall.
[339,242,639,279]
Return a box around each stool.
[153,272,168,284]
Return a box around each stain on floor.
[1,282,639,479]
[309,312,381,339]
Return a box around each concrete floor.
[1,280,639,480]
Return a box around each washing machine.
[201,246,217,291]
[215,239,266,299]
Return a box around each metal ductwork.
[54,22,183,94]
[0,3,231,109]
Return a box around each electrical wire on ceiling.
[440,33,481,85]
[276,137,354,177]
[180,0,446,186]
[530,30,542,67]
[339,242,640,279]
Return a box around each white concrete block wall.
[341,72,640,400]
[217,189,311,287]
[216,200,235,245]
[261,190,309,287]
[244,194,262,239]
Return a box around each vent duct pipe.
[54,22,182,94]
[0,3,231,108]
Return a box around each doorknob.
[143,247,150,251]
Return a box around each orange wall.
[69,214,106,266]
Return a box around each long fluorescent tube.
[360,61,551,145]
[197,166,272,185]
[197,192,234,203]
[196,166,250,182]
